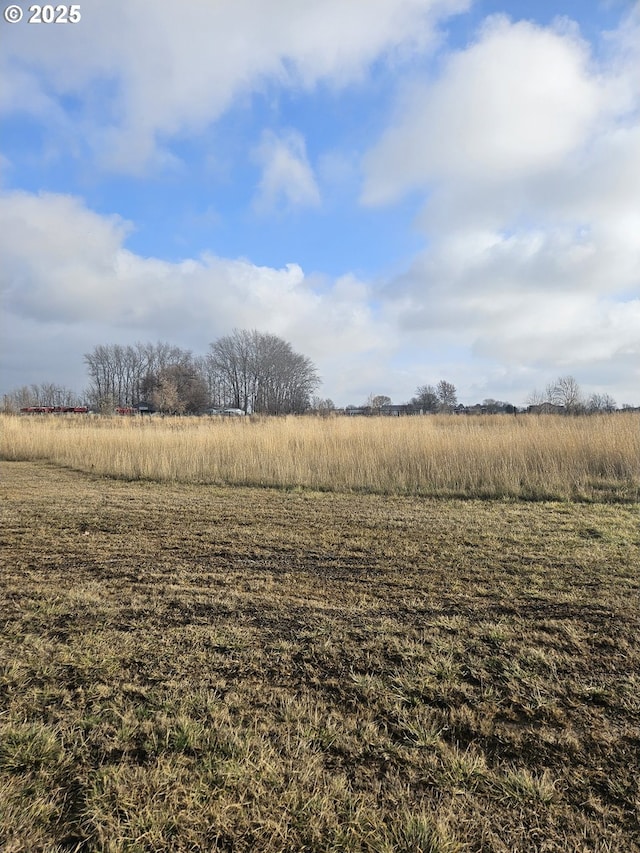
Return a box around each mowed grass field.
[1,414,639,851]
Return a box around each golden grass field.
[1,412,638,501]
[0,414,639,851]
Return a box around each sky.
[1,0,639,408]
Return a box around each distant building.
[379,404,413,416]
[526,403,566,414]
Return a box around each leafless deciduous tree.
[149,361,209,415]
[369,394,392,411]
[526,388,546,408]
[309,397,336,416]
[206,330,254,413]
[587,392,617,413]
[84,342,206,413]
[481,398,513,414]
[2,383,80,411]
[436,380,458,412]
[412,384,439,413]
[85,343,144,412]
[545,375,585,413]
[207,330,320,414]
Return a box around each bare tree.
[587,392,617,413]
[150,361,208,414]
[207,329,254,412]
[2,383,80,411]
[370,395,392,412]
[482,399,514,414]
[196,354,227,410]
[85,342,208,413]
[310,397,335,416]
[84,343,142,411]
[412,384,439,413]
[84,345,113,411]
[151,376,183,415]
[207,330,320,414]
[546,375,584,413]
[436,380,457,412]
[526,388,546,408]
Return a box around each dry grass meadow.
[1,413,639,851]
[2,412,639,501]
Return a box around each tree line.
[2,382,81,411]
[339,375,629,416]
[526,376,618,414]
[338,382,518,415]
[2,338,634,416]
[2,331,320,415]
[81,331,320,415]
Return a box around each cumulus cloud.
[0,0,469,173]
[387,228,639,356]
[3,138,639,405]
[0,190,393,398]
[252,130,321,213]
[362,15,615,205]
[358,11,640,402]
[2,4,638,406]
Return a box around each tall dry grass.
[1,413,638,500]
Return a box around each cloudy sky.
[2,0,639,407]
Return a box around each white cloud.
[2,4,639,406]
[357,11,640,402]
[362,15,614,205]
[0,190,393,399]
[383,215,640,366]
[252,130,321,213]
[0,0,469,174]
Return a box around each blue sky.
[1,0,639,406]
